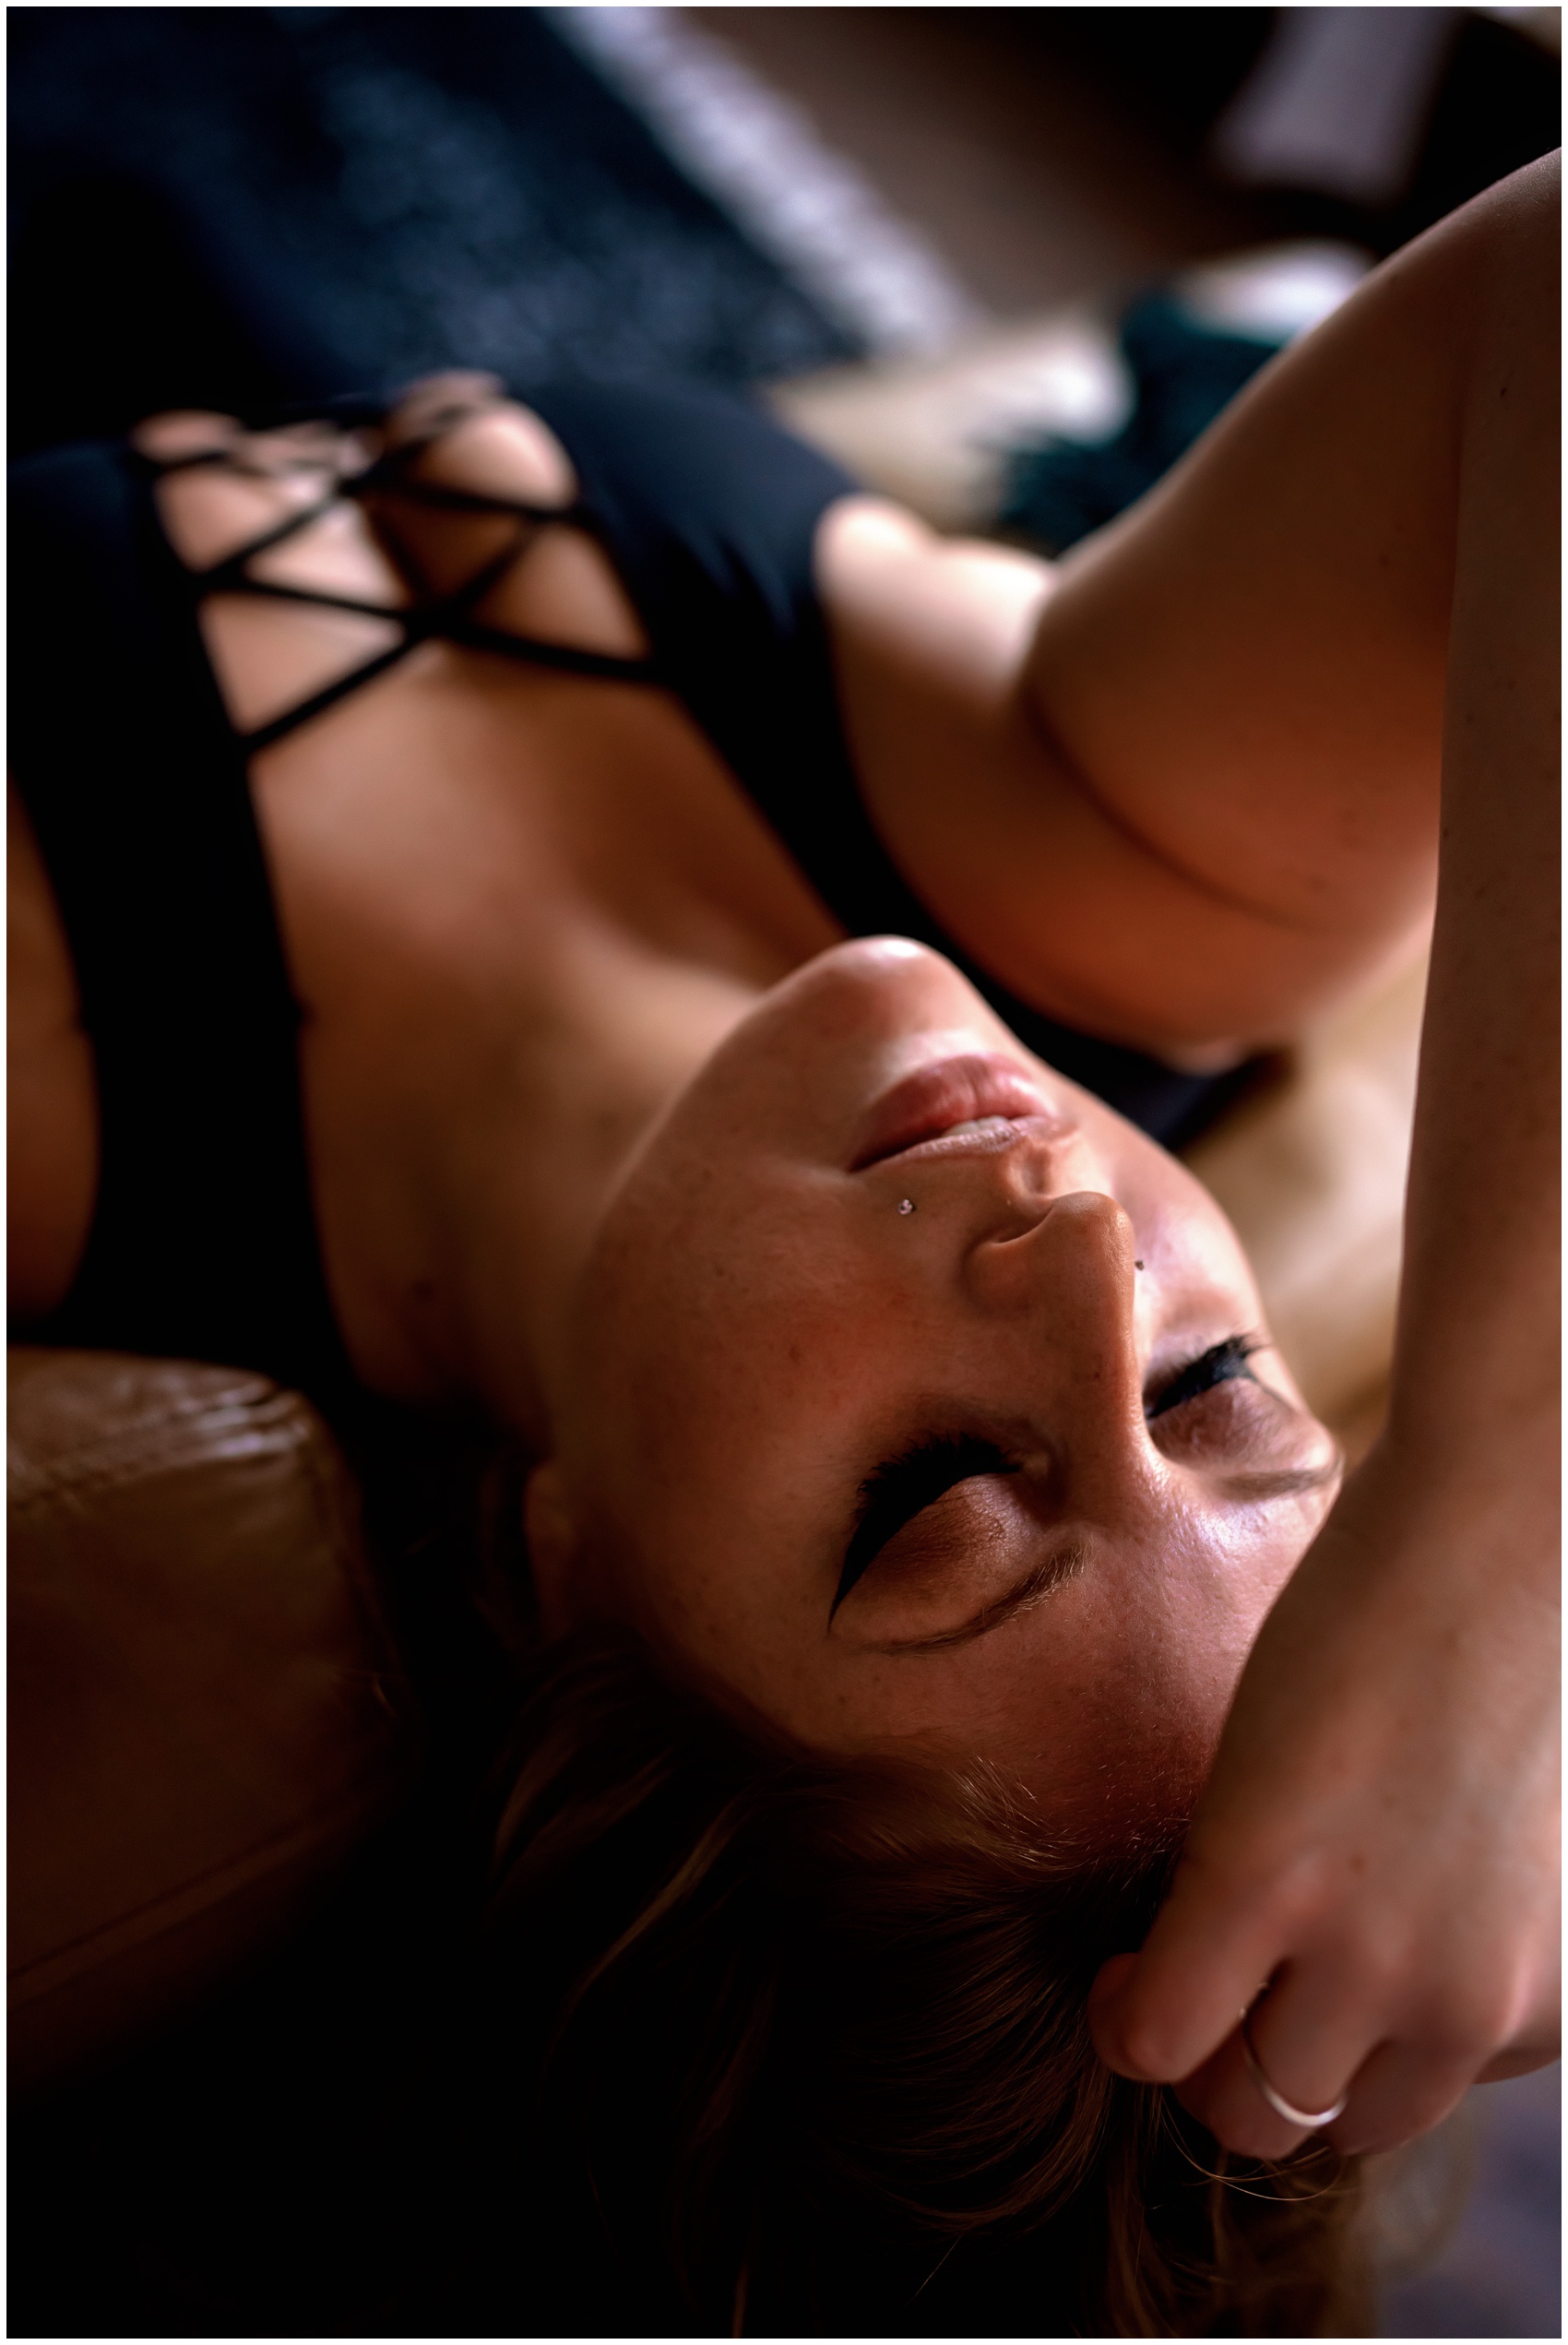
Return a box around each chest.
[172,442,843,1006]
[6,451,840,1315]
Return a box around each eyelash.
[834,1434,1014,1614]
[835,1339,1262,1614]
[1144,1335,1262,1420]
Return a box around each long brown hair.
[484,1625,1371,2337]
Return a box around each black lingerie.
[10,382,1254,1421]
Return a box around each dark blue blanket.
[9,7,859,454]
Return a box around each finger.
[1477,2037,1561,2082]
[1088,1853,1294,2081]
[1173,2029,1317,2161]
[1178,1967,1372,2159]
[1184,2018,1519,2162]
[1474,1934,1562,2080]
[1184,2033,1358,2160]
[1324,2037,1478,2155]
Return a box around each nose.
[965,1188,1150,1479]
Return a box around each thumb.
[1087,1951,1147,2075]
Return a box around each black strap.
[10,437,366,1417]
[141,431,664,755]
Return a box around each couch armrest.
[9,1348,416,2090]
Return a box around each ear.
[523,1459,584,1636]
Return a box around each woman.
[10,155,1558,2330]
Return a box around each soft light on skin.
[529,939,1339,1842]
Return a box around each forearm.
[1383,154,1559,1519]
[1088,164,1560,2154]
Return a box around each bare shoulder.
[817,495,1058,683]
[8,781,97,1315]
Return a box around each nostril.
[974,1186,1137,1256]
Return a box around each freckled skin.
[529,939,1338,1839]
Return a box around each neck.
[365,936,764,1446]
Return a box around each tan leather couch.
[8,1347,415,2090]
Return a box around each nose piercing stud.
[898,1198,915,1215]
[1134,1259,1145,1270]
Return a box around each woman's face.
[535,940,1338,1838]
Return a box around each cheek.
[581,1170,903,1473]
[566,1204,889,1637]
[1107,1130,1261,1322]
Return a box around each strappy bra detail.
[141,424,663,754]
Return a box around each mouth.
[851,1053,1066,1170]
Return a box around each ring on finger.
[1240,2006,1349,2130]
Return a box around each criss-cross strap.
[139,421,663,754]
[346,431,599,530]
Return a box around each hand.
[1088,1433,1560,2158]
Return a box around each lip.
[851,1053,1063,1170]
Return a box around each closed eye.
[1145,1335,1261,1420]
[833,1434,1016,1616]
[837,1339,1274,1620]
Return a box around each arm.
[821,157,1545,1065]
[1088,153,1559,2155]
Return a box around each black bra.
[10,382,1254,1423]
[157,411,661,756]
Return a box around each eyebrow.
[861,1455,1343,1657]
